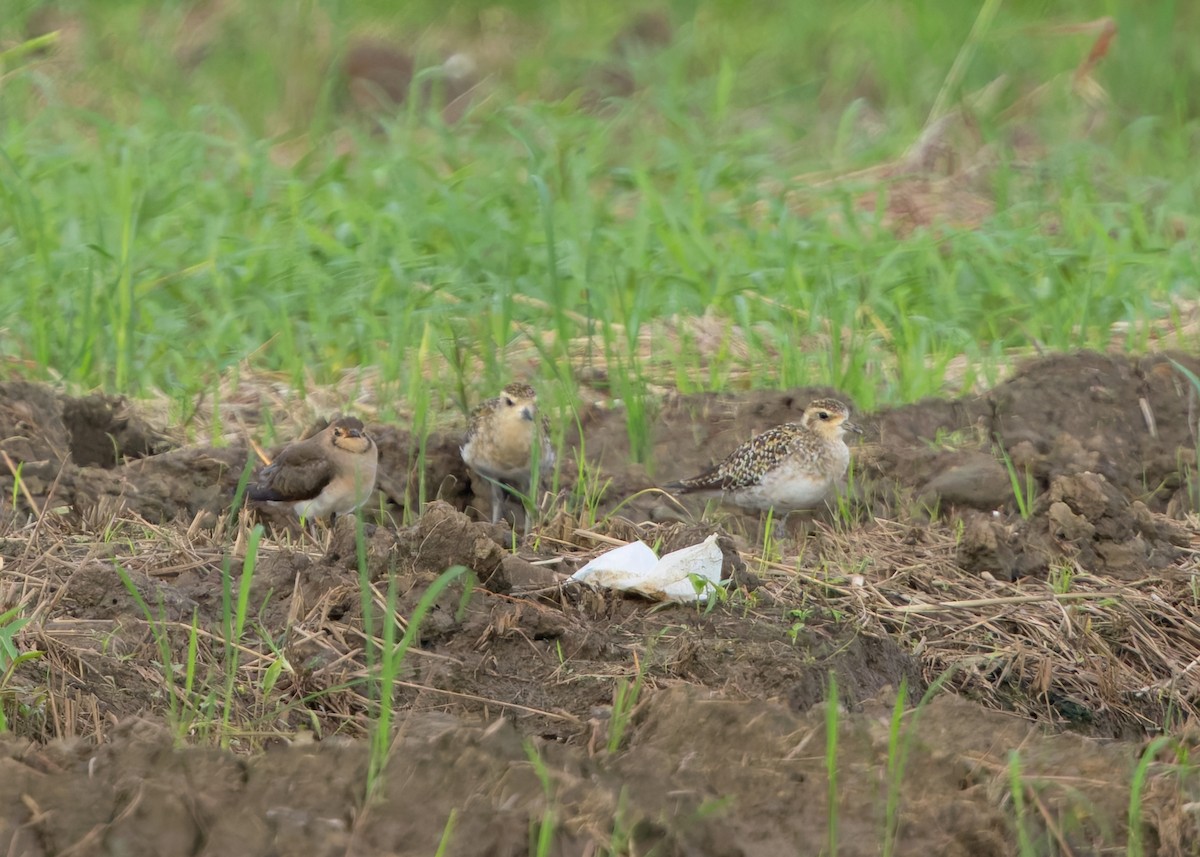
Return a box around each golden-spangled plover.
[665,398,862,513]
[248,417,379,521]
[461,382,555,531]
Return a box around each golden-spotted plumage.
[665,398,862,513]
[248,417,379,521]
[461,382,555,530]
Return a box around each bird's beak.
[520,406,535,422]
[843,421,864,435]
[346,428,364,439]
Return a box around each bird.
[664,398,863,514]
[461,382,555,532]
[248,416,379,522]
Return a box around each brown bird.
[248,417,379,521]
[664,399,862,513]
[461,382,555,531]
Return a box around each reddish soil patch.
[1,351,1198,855]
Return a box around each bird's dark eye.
[818,412,830,420]
[504,397,515,407]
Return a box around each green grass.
[2,1,1198,446]
[997,440,1037,519]
[525,739,559,857]
[360,553,473,800]
[607,645,650,753]
[1008,751,1038,857]
[882,670,959,856]
[0,604,41,734]
[220,523,262,744]
[115,565,196,742]
[825,672,840,857]
[1127,736,1180,857]
[434,808,459,857]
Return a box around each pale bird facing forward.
[248,417,379,521]
[461,382,555,531]
[664,398,862,513]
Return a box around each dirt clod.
[918,451,1013,510]
[398,500,506,585]
[61,394,173,468]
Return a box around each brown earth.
[1,351,1199,855]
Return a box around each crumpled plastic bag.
[570,534,724,603]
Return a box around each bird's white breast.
[728,444,850,512]
[293,456,377,520]
[462,426,553,486]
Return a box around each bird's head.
[801,399,862,440]
[329,417,374,454]
[498,382,540,423]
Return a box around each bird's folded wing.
[464,397,499,444]
[248,446,333,502]
[714,426,799,490]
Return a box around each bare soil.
[1,351,1199,856]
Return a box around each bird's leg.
[521,478,535,539]
[489,481,505,525]
[783,511,816,542]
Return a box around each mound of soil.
[2,689,1194,856]
[0,382,171,468]
[958,470,1191,581]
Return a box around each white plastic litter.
[570,534,724,603]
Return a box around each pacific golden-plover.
[665,398,862,513]
[248,416,379,521]
[461,382,555,531]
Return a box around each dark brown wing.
[248,442,333,502]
